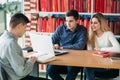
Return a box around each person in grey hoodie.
[0,13,49,80]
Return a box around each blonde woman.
[85,13,120,80]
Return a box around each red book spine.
[84,18,90,29]
[55,18,60,30]
[104,0,106,13]
[40,0,47,11]
[52,0,58,12]
[48,17,53,32]
[116,0,120,13]
[69,0,74,10]
[37,18,42,32]
[76,0,79,11]
[46,0,52,12]
[82,0,87,12]
[113,0,117,13]
[109,21,114,33]
[67,0,70,11]
[115,21,120,35]
[57,0,61,12]
[42,18,47,32]
[61,0,65,12]
[117,21,120,35]
[106,0,112,13]
[64,0,69,11]
[41,18,44,32]
[78,0,82,12]
[99,0,104,12]
[79,18,84,25]
[111,0,114,13]
[113,21,117,35]
[74,0,77,10]
[110,0,113,13]
[60,18,65,25]
[87,0,91,12]
[94,0,100,12]
[46,18,49,32]
[53,17,57,32]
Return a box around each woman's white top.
[88,31,120,53]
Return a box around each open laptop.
[29,32,68,59]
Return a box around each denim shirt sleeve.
[52,26,61,45]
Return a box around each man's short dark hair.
[9,13,30,28]
[65,10,79,20]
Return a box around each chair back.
[0,63,8,80]
[95,69,119,78]
[116,36,120,43]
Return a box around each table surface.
[24,50,120,69]
[48,50,120,69]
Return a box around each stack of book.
[110,53,120,63]
[93,51,114,58]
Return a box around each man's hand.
[54,44,60,49]
[30,57,37,63]
[54,44,63,49]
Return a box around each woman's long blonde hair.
[88,13,111,49]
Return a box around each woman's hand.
[94,47,100,51]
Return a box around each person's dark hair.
[9,12,30,28]
[66,10,79,20]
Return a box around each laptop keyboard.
[54,49,68,56]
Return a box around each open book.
[26,52,55,63]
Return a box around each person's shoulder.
[105,31,114,35]
[77,25,87,30]
[54,24,66,33]
[56,24,65,28]
[104,31,115,38]
[56,24,67,30]
[58,24,66,27]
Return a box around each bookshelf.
[23,0,120,71]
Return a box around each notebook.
[29,32,68,63]
[110,53,120,63]
[93,51,114,58]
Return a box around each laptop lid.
[29,32,55,57]
[29,32,68,56]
